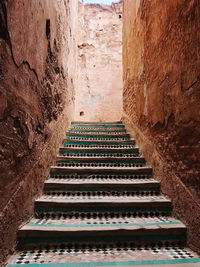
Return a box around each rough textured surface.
[0,0,78,265]
[123,0,200,253]
[75,2,123,122]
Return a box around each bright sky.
[82,0,119,4]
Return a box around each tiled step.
[35,197,171,216]
[70,127,126,132]
[66,132,129,138]
[35,210,172,221]
[56,156,145,164]
[66,134,130,141]
[72,121,122,125]
[8,246,200,266]
[43,180,160,197]
[44,179,159,190]
[59,147,140,157]
[63,139,135,149]
[50,166,152,178]
[18,222,186,249]
[47,177,157,183]
[72,124,125,128]
[69,129,127,134]
[55,157,146,168]
[27,215,180,227]
[71,125,125,130]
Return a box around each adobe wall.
[0,0,78,264]
[75,2,123,122]
[123,0,200,253]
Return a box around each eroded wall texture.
[123,0,200,252]
[75,2,123,122]
[0,0,78,264]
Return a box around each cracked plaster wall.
[123,0,200,253]
[75,2,123,122]
[0,0,78,265]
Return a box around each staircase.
[7,122,200,266]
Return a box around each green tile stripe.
[28,221,180,228]
[8,258,200,267]
[44,187,158,192]
[64,141,134,146]
[35,207,170,213]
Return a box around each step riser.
[56,163,146,168]
[66,132,129,138]
[67,136,130,141]
[72,123,123,126]
[43,191,160,199]
[64,139,135,144]
[36,210,172,220]
[69,131,127,135]
[35,202,171,212]
[71,126,125,129]
[60,147,139,152]
[18,229,186,250]
[69,128,126,134]
[18,228,186,240]
[59,151,140,157]
[50,167,152,175]
[63,141,135,149]
[44,183,159,190]
[56,157,145,164]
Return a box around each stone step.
[8,245,200,266]
[69,129,127,134]
[59,147,140,157]
[70,127,126,132]
[50,166,152,177]
[55,157,146,168]
[47,177,157,183]
[44,180,160,196]
[35,209,171,220]
[72,124,124,128]
[18,222,186,249]
[35,197,171,216]
[44,179,159,190]
[71,125,125,130]
[28,215,180,227]
[72,121,123,125]
[63,139,135,149]
[56,156,145,164]
[66,132,129,138]
[66,133,130,141]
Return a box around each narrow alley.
[0,0,199,266]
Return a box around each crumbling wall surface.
[75,2,123,122]
[0,0,78,265]
[123,0,200,252]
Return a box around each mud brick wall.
[0,0,78,264]
[123,0,200,253]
